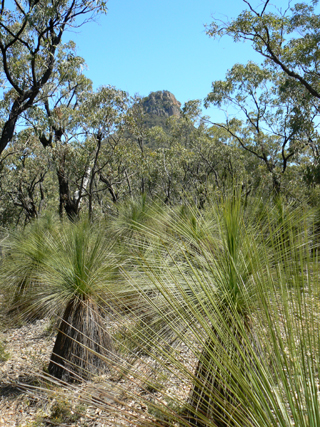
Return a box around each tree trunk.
[185,318,259,427]
[48,298,114,382]
[272,174,281,195]
[57,164,79,220]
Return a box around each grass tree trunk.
[186,318,258,427]
[187,342,238,426]
[48,297,114,382]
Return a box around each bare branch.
[261,0,270,16]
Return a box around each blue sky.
[64,0,287,121]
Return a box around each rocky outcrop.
[141,91,181,118]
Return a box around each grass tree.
[0,218,123,382]
[139,193,268,426]
[44,220,121,381]
[147,195,314,427]
[0,214,59,318]
[180,195,260,427]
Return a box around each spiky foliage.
[180,195,259,427]
[110,194,154,238]
[17,195,320,427]
[78,193,316,427]
[0,214,59,319]
[0,218,124,381]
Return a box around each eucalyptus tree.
[0,0,107,157]
[0,79,132,222]
[25,43,130,220]
[124,96,153,195]
[142,123,191,204]
[25,43,94,218]
[206,0,320,191]
[207,0,320,101]
[77,85,130,219]
[205,62,315,193]
[179,101,252,199]
[0,129,54,225]
[144,101,250,205]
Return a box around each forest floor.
[0,316,129,427]
[0,298,193,427]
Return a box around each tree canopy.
[1,0,320,224]
[0,0,107,155]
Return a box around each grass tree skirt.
[48,297,114,382]
[186,344,240,427]
[185,320,260,427]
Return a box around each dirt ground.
[0,304,193,427]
